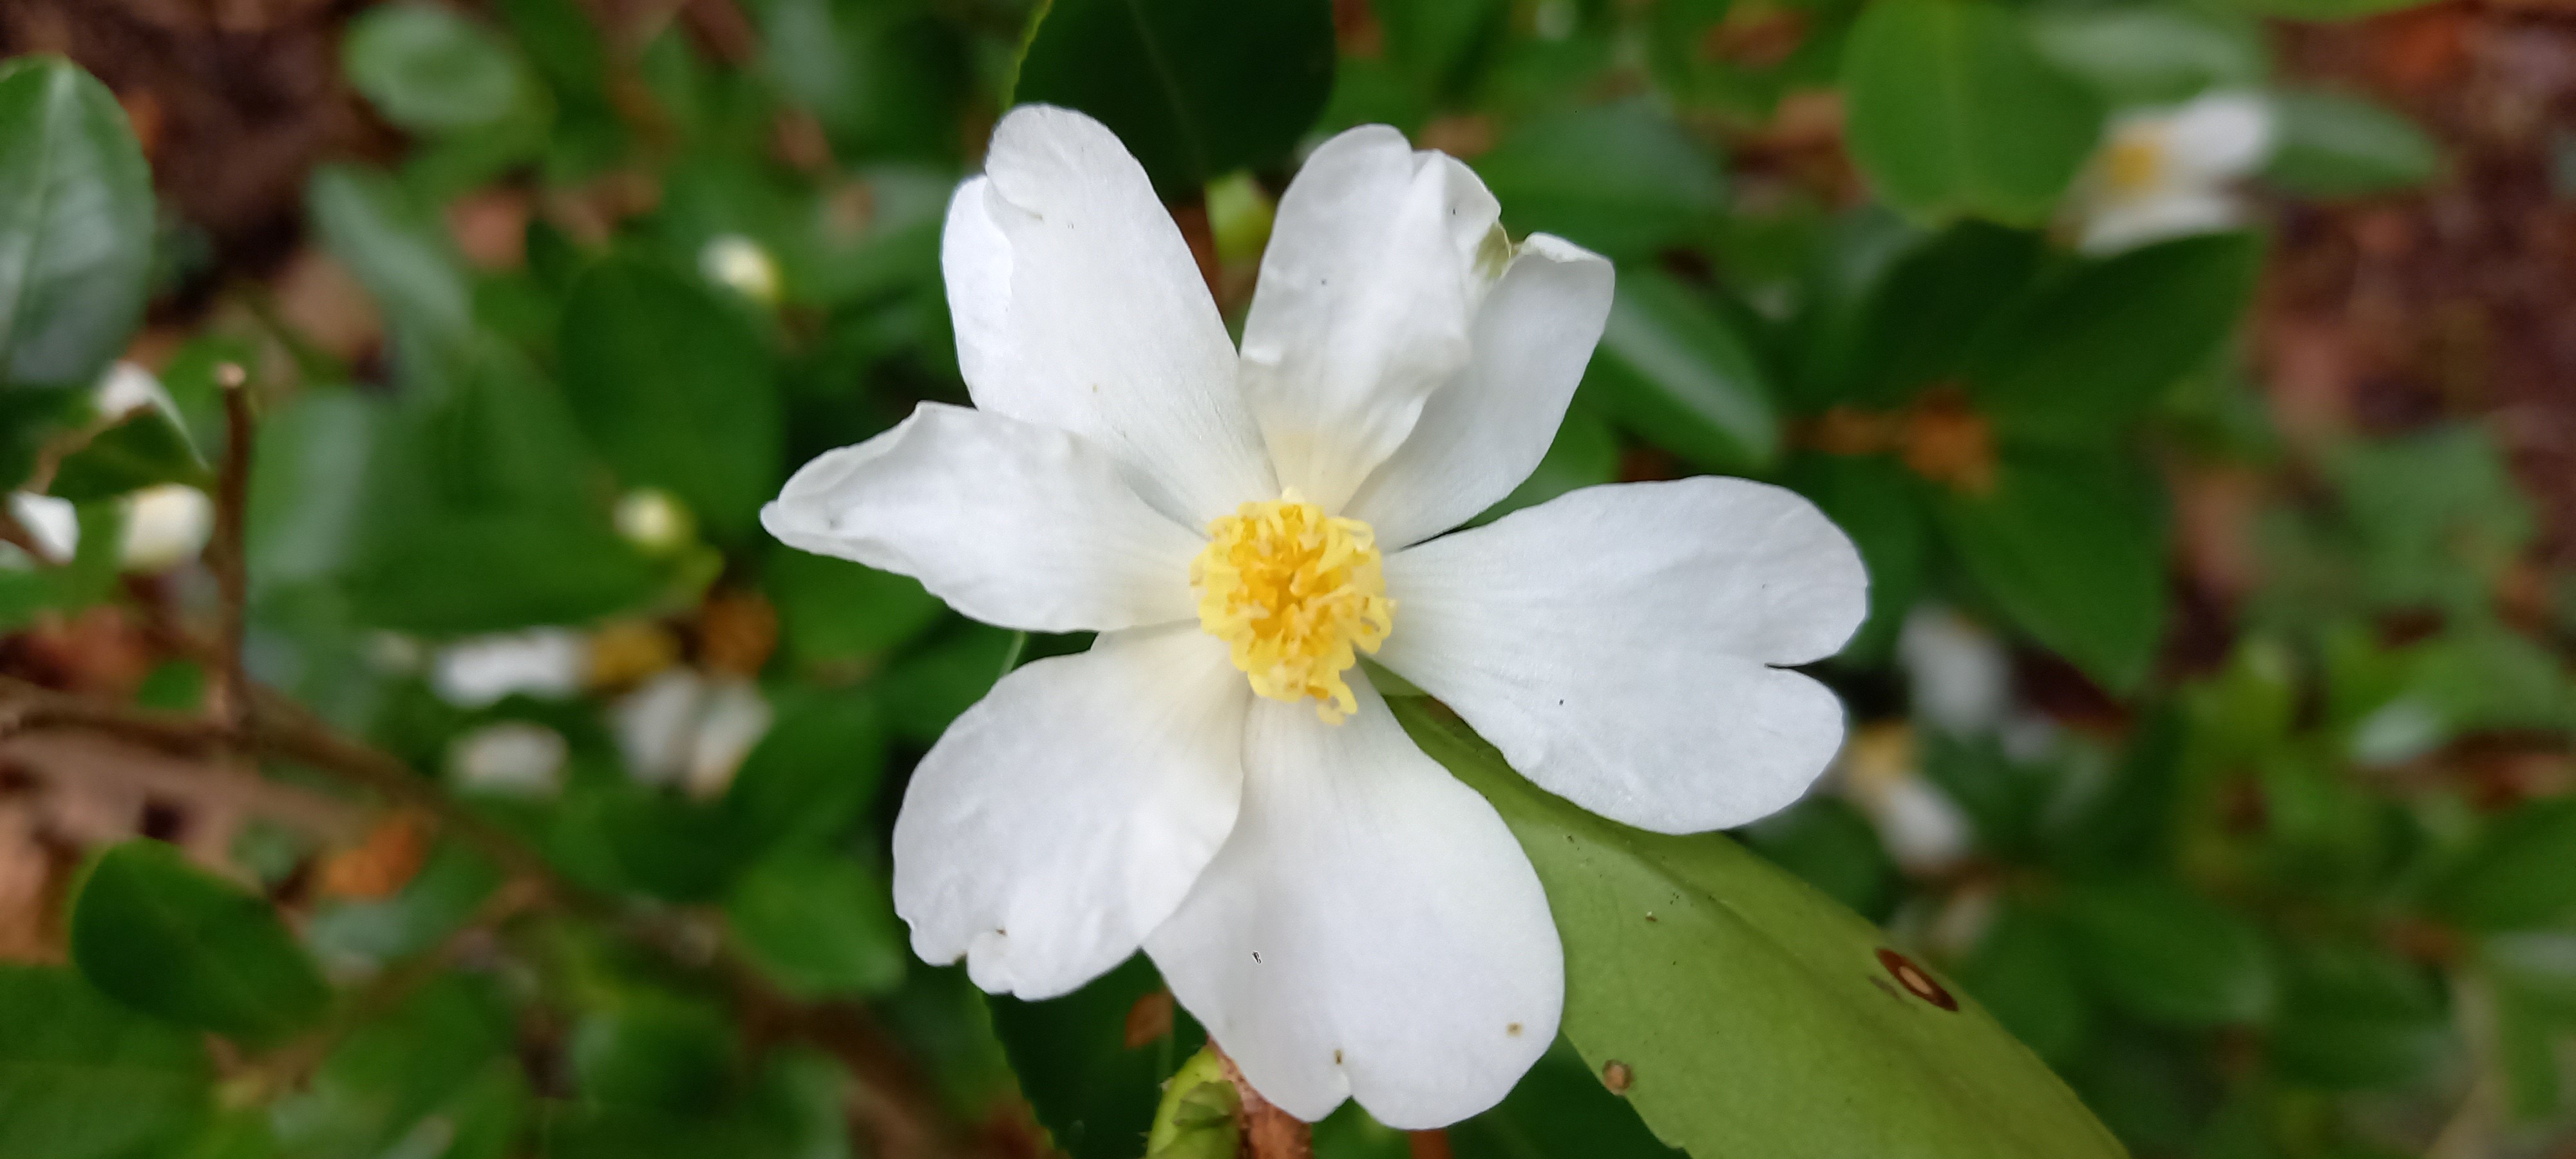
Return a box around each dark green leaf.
[882,624,1018,744]
[1938,448,2168,692]
[272,975,527,1159]
[344,3,531,133]
[1450,1041,1678,1158]
[760,0,969,160]
[1779,453,1930,663]
[2429,798,2576,932]
[48,408,210,502]
[305,165,473,359]
[571,997,740,1111]
[2262,90,2441,198]
[1841,0,2104,224]
[1399,702,2126,1159]
[558,257,782,539]
[769,545,947,669]
[1968,232,2260,444]
[1956,907,2091,1064]
[1472,100,1724,261]
[2269,943,2448,1090]
[69,840,332,1046]
[1376,0,1510,102]
[245,389,385,589]
[0,964,211,1159]
[0,57,156,391]
[726,847,907,999]
[1810,220,2045,409]
[1738,796,1900,921]
[1577,270,1780,472]
[2058,878,2275,1026]
[2226,0,2435,24]
[1012,0,1337,196]
[723,688,886,853]
[990,955,1205,1159]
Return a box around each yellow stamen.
[2103,133,2166,198]
[1190,491,1394,723]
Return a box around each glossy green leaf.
[571,997,740,1111]
[1012,0,1337,196]
[344,3,531,133]
[1376,0,1510,102]
[1841,0,2104,225]
[1398,702,2127,1159]
[1969,232,2260,444]
[68,840,332,1046]
[1816,220,2045,408]
[726,847,907,999]
[1472,100,1724,261]
[2429,798,2576,932]
[0,964,212,1159]
[245,390,385,589]
[272,975,527,1159]
[1578,270,1780,472]
[1938,449,2168,692]
[559,257,782,539]
[2027,8,2266,106]
[305,165,473,356]
[48,408,210,502]
[768,545,947,668]
[2057,878,2276,1026]
[2262,90,2441,198]
[990,954,1204,1159]
[0,57,156,391]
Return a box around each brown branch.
[209,363,254,731]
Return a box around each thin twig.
[210,364,254,731]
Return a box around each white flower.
[430,628,587,708]
[2073,91,2274,255]
[612,487,693,554]
[611,669,773,797]
[117,484,213,572]
[1899,605,2012,737]
[448,721,569,798]
[5,493,76,566]
[1833,722,1973,874]
[762,107,1867,1127]
[700,234,782,305]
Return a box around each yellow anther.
[2103,133,2167,198]
[1190,491,1394,723]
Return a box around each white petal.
[448,721,569,798]
[614,668,706,786]
[685,677,773,799]
[1145,677,1559,1129]
[118,484,213,572]
[896,625,1249,1000]
[2161,91,2274,180]
[942,106,1273,522]
[1239,126,1504,513]
[1343,234,1615,548]
[6,493,77,563]
[2078,191,2242,255]
[763,402,1204,634]
[1897,606,2011,736]
[1378,478,1866,834]
[431,628,587,708]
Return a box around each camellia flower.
[2072,90,2274,255]
[764,106,1867,1126]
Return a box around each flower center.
[2103,134,2167,198]
[1189,491,1394,723]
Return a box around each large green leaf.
[1012,0,1336,196]
[2428,798,2576,932]
[1815,220,2045,408]
[1472,100,1725,261]
[1577,270,1780,472]
[1938,449,2168,692]
[1968,232,2260,444]
[558,257,783,540]
[0,965,212,1159]
[724,847,907,999]
[343,3,532,133]
[271,974,527,1159]
[0,57,156,391]
[2262,90,2441,199]
[759,0,969,161]
[305,165,473,358]
[68,840,332,1046]
[47,406,211,502]
[2027,8,2266,106]
[989,954,1205,1159]
[1841,0,2104,225]
[2054,878,2276,1027]
[1397,702,2128,1159]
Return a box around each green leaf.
[759,0,969,161]
[0,965,212,1159]
[1841,0,2105,225]
[2429,798,2576,932]
[1738,796,1899,922]
[1376,0,1510,102]
[768,543,947,668]
[1577,270,1780,472]
[48,408,211,502]
[558,257,783,539]
[2026,8,2267,106]
[882,624,1018,744]
[989,954,1205,1159]
[305,165,473,356]
[1955,907,2091,1064]
[0,57,156,391]
[1938,449,2168,692]
[1779,453,1929,663]
[1967,232,2260,444]
[1011,0,1338,196]
[2262,90,2441,198]
[2057,878,2276,1026]
[1452,1041,1678,1159]
[271,974,527,1159]
[1471,100,1724,261]
[1466,404,1617,527]
[722,689,887,854]
[343,3,531,133]
[725,847,907,999]
[345,508,658,633]
[245,389,385,589]
[1397,702,2126,1159]
[69,840,332,1046]
[571,997,740,1111]
[2269,943,2448,1090]
[1813,220,2045,408]
[2225,0,2434,24]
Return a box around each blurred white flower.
[431,629,587,708]
[2074,91,2274,255]
[117,484,214,572]
[95,361,178,421]
[763,106,1868,1126]
[448,721,569,798]
[5,492,77,565]
[699,234,782,305]
[1899,606,2012,737]
[612,669,773,798]
[1835,722,1973,873]
[612,487,693,554]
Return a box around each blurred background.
[0,0,2571,1156]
